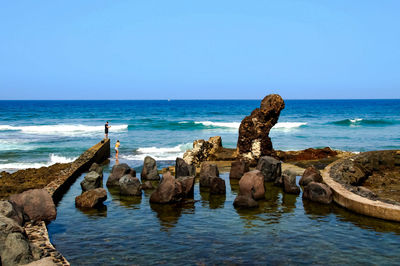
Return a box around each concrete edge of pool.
[322,156,400,222]
[24,139,110,266]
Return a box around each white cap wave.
[120,143,193,161]
[0,153,77,171]
[190,121,306,130]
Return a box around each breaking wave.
[331,119,395,126]
[0,124,128,136]
[0,154,77,171]
[272,122,308,130]
[120,143,192,161]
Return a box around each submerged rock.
[256,156,282,182]
[229,160,249,180]
[107,163,135,187]
[233,170,265,208]
[199,162,219,187]
[75,188,107,208]
[210,177,226,195]
[119,175,142,196]
[299,166,323,186]
[9,189,56,222]
[81,171,103,192]
[141,156,160,181]
[237,94,285,164]
[303,182,333,204]
[282,171,300,195]
[175,158,195,178]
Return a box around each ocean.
[0,99,399,172]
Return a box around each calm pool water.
[47,162,400,265]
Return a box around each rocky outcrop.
[210,177,226,195]
[233,170,265,208]
[282,171,300,194]
[299,166,323,186]
[303,182,333,204]
[141,156,160,181]
[256,156,282,182]
[119,175,142,196]
[89,162,103,176]
[276,147,338,162]
[0,215,33,266]
[75,188,107,208]
[107,163,136,187]
[80,171,103,192]
[229,160,249,180]
[237,94,285,164]
[199,162,219,187]
[150,172,194,204]
[9,189,56,223]
[175,158,195,178]
[183,136,237,166]
[0,200,24,226]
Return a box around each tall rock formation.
[237,94,285,164]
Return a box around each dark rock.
[141,181,155,190]
[107,163,135,187]
[119,175,142,196]
[283,171,300,194]
[237,94,285,164]
[0,215,33,266]
[276,147,338,162]
[75,188,107,208]
[229,160,249,180]
[299,166,323,186]
[89,162,103,176]
[141,156,160,181]
[176,176,195,197]
[175,158,195,178]
[233,170,265,208]
[303,182,333,204]
[9,189,56,222]
[183,136,223,165]
[210,177,226,195]
[0,200,24,226]
[356,186,376,199]
[150,172,194,204]
[150,172,176,204]
[199,162,219,187]
[256,156,282,182]
[80,171,103,192]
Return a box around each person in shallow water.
[104,121,111,139]
[115,140,120,159]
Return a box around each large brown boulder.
[229,160,249,180]
[89,162,103,177]
[81,171,103,192]
[175,158,195,178]
[233,170,265,208]
[107,163,135,187]
[199,162,219,187]
[303,182,333,204]
[119,175,142,196]
[283,171,300,195]
[75,188,107,208]
[299,166,323,186]
[150,172,194,204]
[256,156,282,182]
[141,156,160,181]
[237,94,285,164]
[9,189,56,222]
[210,177,226,195]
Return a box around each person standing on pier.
[115,140,120,159]
[105,121,111,139]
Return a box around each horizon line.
[0,98,399,101]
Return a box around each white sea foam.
[0,153,77,171]
[0,124,128,136]
[0,139,35,151]
[349,118,363,123]
[120,143,192,161]
[194,121,241,129]
[272,122,307,130]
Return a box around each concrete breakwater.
[1,139,110,266]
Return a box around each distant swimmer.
[115,140,120,159]
[105,121,111,139]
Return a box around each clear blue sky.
[0,0,399,100]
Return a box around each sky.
[0,0,399,100]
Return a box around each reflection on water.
[76,204,108,218]
[47,166,400,265]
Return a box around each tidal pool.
[48,163,400,265]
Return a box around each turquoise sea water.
[1,100,400,264]
[0,100,399,171]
